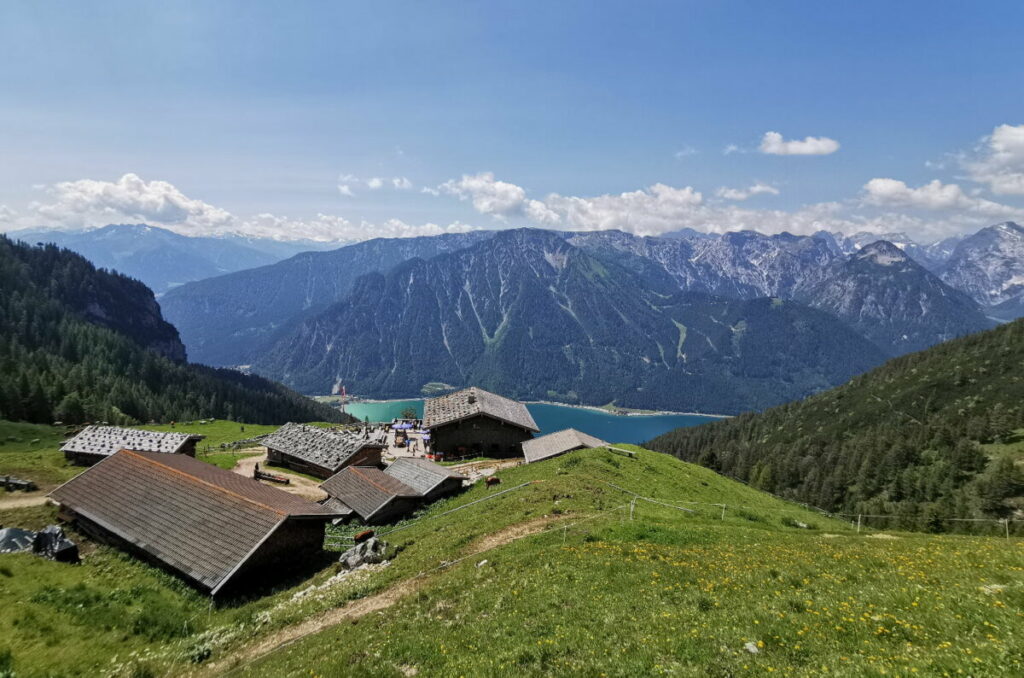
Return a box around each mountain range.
[15,220,1024,413]
[6,224,346,294]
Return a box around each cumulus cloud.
[759,131,840,156]
[366,177,385,190]
[438,172,560,224]
[392,176,413,190]
[965,123,1024,195]
[716,182,780,201]
[862,178,1021,217]
[32,173,234,231]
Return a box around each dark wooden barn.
[262,423,386,479]
[319,458,467,524]
[424,387,538,459]
[60,425,204,466]
[49,449,341,596]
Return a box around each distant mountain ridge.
[159,231,495,366]
[253,229,887,414]
[7,224,347,294]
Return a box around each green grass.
[0,421,77,490]
[1,445,1022,677]
[200,450,263,471]
[135,419,279,454]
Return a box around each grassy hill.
[2,445,1022,677]
[648,318,1024,529]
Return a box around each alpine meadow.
[2,3,1024,677]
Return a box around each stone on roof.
[262,423,387,473]
[383,457,467,496]
[49,450,337,594]
[320,467,419,521]
[423,387,538,432]
[521,428,608,464]
[60,425,202,458]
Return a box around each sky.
[1,1,1023,244]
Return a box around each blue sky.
[1,1,1023,242]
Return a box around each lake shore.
[331,394,730,419]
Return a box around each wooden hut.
[320,458,467,524]
[49,450,341,596]
[424,387,538,458]
[262,423,386,479]
[60,425,204,466]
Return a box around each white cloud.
[366,177,385,190]
[723,144,743,155]
[339,174,414,195]
[965,123,1024,195]
[0,205,16,223]
[32,173,234,232]
[438,172,561,224]
[716,182,780,201]
[862,178,1021,217]
[23,173,473,242]
[674,146,698,159]
[392,176,413,190]
[759,131,840,156]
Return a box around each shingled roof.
[262,423,387,473]
[521,428,608,464]
[320,467,419,522]
[423,387,538,432]
[383,457,467,496]
[60,425,203,458]
[49,450,337,595]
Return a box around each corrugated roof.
[320,467,418,520]
[383,457,466,496]
[60,425,202,458]
[521,428,608,464]
[423,387,538,432]
[262,423,386,473]
[49,450,337,593]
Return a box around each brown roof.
[521,428,608,464]
[423,387,538,432]
[383,457,466,496]
[320,466,419,521]
[49,450,337,594]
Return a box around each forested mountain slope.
[647,318,1024,525]
[254,229,885,413]
[0,235,346,425]
[160,230,493,365]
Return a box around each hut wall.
[369,496,421,525]
[430,416,532,458]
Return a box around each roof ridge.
[121,449,290,516]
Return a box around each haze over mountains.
[12,220,1024,413]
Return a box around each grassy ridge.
[1,445,1022,677]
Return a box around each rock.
[339,537,388,570]
[744,642,760,654]
[476,559,488,568]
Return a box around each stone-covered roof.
[319,467,419,521]
[262,423,386,473]
[60,425,203,458]
[423,387,538,432]
[49,450,337,594]
[383,457,467,496]
[521,428,608,464]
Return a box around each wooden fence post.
[720,504,726,521]
[857,514,862,534]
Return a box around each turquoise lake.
[344,399,722,444]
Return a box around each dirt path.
[449,457,524,480]
[0,493,50,510]
[229,448,326,501]
[206,516,559,676]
